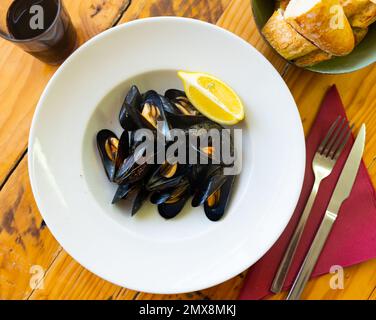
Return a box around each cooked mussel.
[130,185,149,216]
[119,85,145,130]
[157,181,191,219]
[188,121,234,165]
[97,130,119,181]
[163,89,207,127]
[114,151,151,185]
[191,166,228,207]
[141,91,171,137]
[204,175,235,221]
[165,89,199,116]
[112,182,137,204]
[146,162,191,192]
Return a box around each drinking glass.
[0,0,77,64]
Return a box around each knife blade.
[287,124,366,300]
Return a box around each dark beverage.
[5,0,77,64]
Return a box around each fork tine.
[324,118,346,157]
[318,116,341,154]
[329,122,349,158]
[333,124,354,160]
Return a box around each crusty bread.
[341,0,370,17]
[293,26,367,67]
[262,9,317,60]
[294,50,333,67]
[340,0,376,27]
[350,1,376,27]
[353,26,369,43]
[285,0,355,56]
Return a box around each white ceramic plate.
[28,17,305,294]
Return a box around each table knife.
[287,124,366,300]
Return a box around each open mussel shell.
[114,152,151,185]
[119,85,144,130]
[163,89,206,127]
[149,179,191,219]
[97,129,119,182]
[115,130,130,172]
[141,92,171,138]
[188,121,235,166]
[191,166,228,207]
[164,89,197,115]
[146,162,191,192]
[120,102,155,132]
[204,175,235,222]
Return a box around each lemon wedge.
[178,71,245,125]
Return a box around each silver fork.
[271,116,352,294]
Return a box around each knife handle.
[287,211,336,300]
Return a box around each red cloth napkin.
[239,85,376,300]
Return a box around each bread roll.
[262,9,317,60]
[340,0,370,17]
[285,0,355,56]
[294,50,333,67]
[349,1,376,27]
[294,26,367,67]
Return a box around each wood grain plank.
[0,0,130,188]
[0,157,61,300]
[120,0,231,24]
[28,251,137,300]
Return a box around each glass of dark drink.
[0,0,77,65]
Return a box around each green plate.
[251,0,376,74]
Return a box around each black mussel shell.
[158,193,189,219]
[191,166,227,207]
[112,183,137,204]
[165,112,207,129]
[142,90,158,101]
[165,89,200,116]
[159,95,178,114]
[146,163,191,192]
[97,129,119,182]
[165,89,186,100]
[131,186,149,216]
[188,164,209,192]
[114,152,151,185]
[204,175,235,221]
[119,86,144,130]
[127,85,143,109]
[115,130,130,173]
[119,102,155,131]
[141,92,171,138]
[188,122,234,165]
[150,190,173,205]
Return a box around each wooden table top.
[0,0,375,300]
